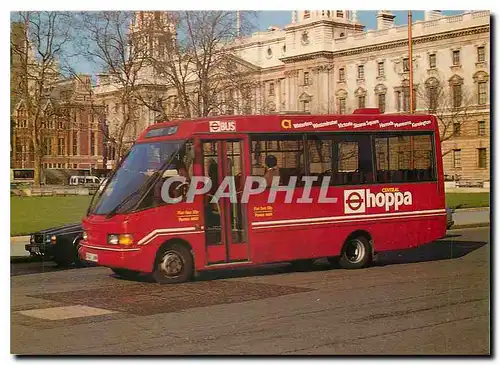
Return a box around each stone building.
[95,10,490,182]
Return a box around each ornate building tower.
[128,11,177,61]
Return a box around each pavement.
[11,227,490,355]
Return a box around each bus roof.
[137,112,438,143]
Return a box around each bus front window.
[89,140,188,216]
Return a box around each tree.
[417,75,475,156]
[11,11,73,185]
[141,11,259,119]
[77,11,151,167]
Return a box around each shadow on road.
[376,239,487,266]
[11,235,488,281]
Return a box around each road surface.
[11,227,490,355]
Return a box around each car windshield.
[89,140,186,215]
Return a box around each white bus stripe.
[252,212,446,230]
[137,227,199,245]
[251,209,446,227]
[138,229,203,246]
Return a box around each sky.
[256,10,464,31]
[69,10,465,75]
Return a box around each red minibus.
[79,109,447,283]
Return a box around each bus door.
[200,138,249,265]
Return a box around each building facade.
[95,10,490,182]
[10,22,107,181]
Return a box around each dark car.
[25,223,84,267]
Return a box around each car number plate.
[31,246,40,254]
[85,252,98,262]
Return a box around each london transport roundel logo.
[344,189,366,214]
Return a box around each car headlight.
[50,235,57,244]
[82,231,88,241]
[107,234,134,246]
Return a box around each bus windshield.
[89,140,186,215]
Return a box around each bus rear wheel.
[338,236,372,269]
[152,244,193,284]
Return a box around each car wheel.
[73,236,86,267]
[290,259,316,271]
[152,244,194,284]
[111,268,140,279]
[338,236,372,269]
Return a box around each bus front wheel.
[338,236,372,269]
[152,243,194,284]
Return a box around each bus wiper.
[105,177,156,219]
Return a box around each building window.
[304,72,310,86]
[72,131,78,155]
[358,95,365,108]
[478,121,486,136]
[452,50,460,66]
[269,83,275,96]
[57,138,65,155]
[304,11,310,19]
[427,84,438,113]
[336,11,344,18]
[90,131,96,156]
[429,53,436,69]
[453,84,462,107]
[478,148,487,168]
[44,138,52,155]
[453,122,461,137]
[338,68,345,82]
[338,98,346,114]
[302,100,310,113]
[377,62,385,77]
[477,46,485,62]
[16,108,27,128]
[403,58,409,72]
[478,82,487,105]
[378,93,386,113]
[453,149,461,168]
[395,91,402,112]
[357,65,364,79]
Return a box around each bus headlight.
[108,234,119,245]
[107,234,134,246]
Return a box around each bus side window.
[251,135,305,187]
[373,133,435,183]
[307,134,374,186]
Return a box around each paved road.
[11,227,490,355]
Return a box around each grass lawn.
[11,196,92,236]
[446,192,490,210]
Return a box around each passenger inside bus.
[264,154,280,187]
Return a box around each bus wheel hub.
[160,252,183,276]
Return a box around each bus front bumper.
[78,243,153,273]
